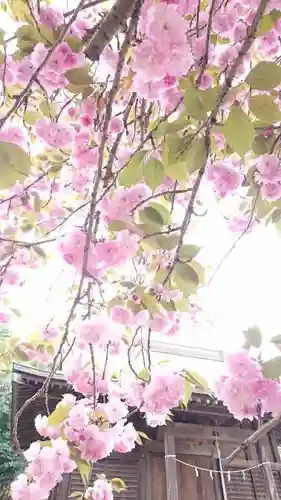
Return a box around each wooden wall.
[54,422,281,500]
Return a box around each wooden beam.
[149,341,224,362]
[164,426,179,500]
[159,423,252,443]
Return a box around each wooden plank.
[56,474,71,500]
[143,453,152,500]
[177,455,199,500]
[197,456,216,500]
[151,455,166,500]
[164,426,179,500]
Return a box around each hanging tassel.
[195,467,199,478]
[227,471,231,482]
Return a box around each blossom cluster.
[215,351,281,420]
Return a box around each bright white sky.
[3,0,281,383]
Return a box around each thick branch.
[222,412,281,467]
[85,0,137,62]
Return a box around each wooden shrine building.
[11,362,281,500]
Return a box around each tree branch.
[85,0,137,62]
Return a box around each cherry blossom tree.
[1,0,281,499]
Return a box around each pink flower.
[142,367,184,415]
[0,125,27,148]
[111,306,133,326]
[149,313,171,333]
[39,5,64,28]
[207,161,244,198]
[104,397,128,423]
[36,118,74,149]
[256,154,281,184]
[261,182,281,201]
[108,117,123,134]
[35,415,60,439]
[76,317,122,348]
[114,423,138,453]
[86,479,113,500]
[68,402,89,430]
[227,215,256,233]
[145,3,188,47]
[126,380,145,407]
[215,351,281,420]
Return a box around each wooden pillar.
[164,426,179,500]
[55,474,71,500]
[257,438,279,500]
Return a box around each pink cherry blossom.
[206,161,244,198]
[256,154,281,184]
[114,423,138,453]
[35,118,74,149]
[86,479,113,500]
[104,397,128,423]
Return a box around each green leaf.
[23,110,42,125]
[35,24,56,44]
[173,262,199,296]
[242,325,262,348]
[174,298,189,312]
[65,67,93,86]
[184,369,208,390]
[223,106,254,157]
[0,142,31,189]
[143,159,164,189]
[14,346,29,362]
[39,100,57,119]
[185,137,207,173]
[138,431,150,440]
[111,478,126,493]
[0,30,4,46]
[249,95,281,123]
[66,83,92,95]
[140,293,160,314]
[184,85,206,120]
[182,379,192,407]
[138,367,150,381]
[32,246,46,259]
[107,220,128,232]
[69,493,83,499]
[164,160,187,181]
[262,356,281,379]
[66,36,83,53]
[198,86,220,113]
[118,151,146,186]
[48,403,71,426]
[153,114,189,138]
[179,244,200,261]
[77,458,92,487]
[8,0,33,21]
[139,207,164,226]
[246,62,281,91]
[149,202,171,225]
[270,335,281,351]
[257,9,281,36]
[156,234,180,250]
[252,133,275,155]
